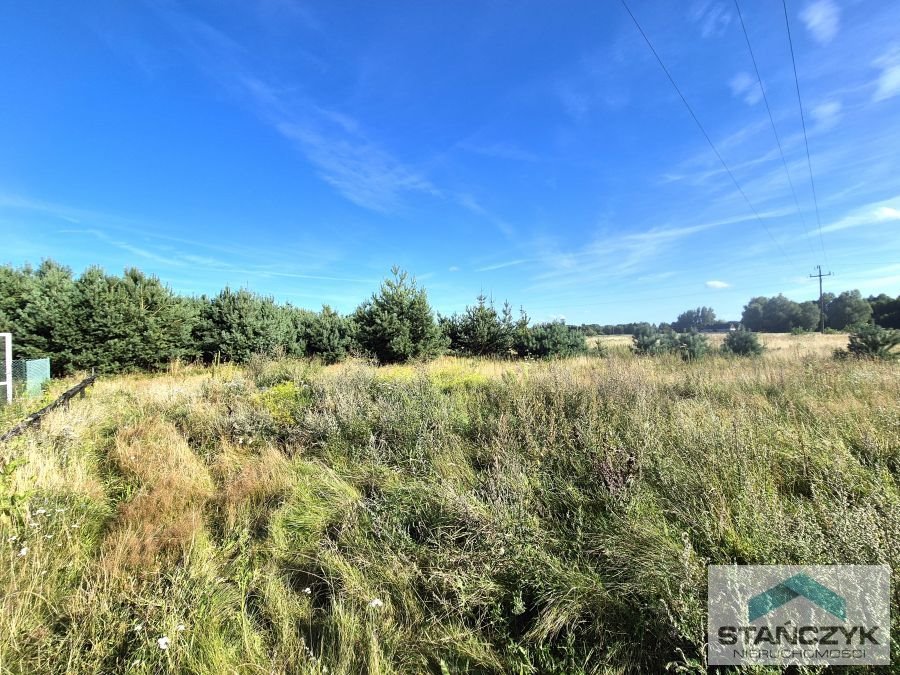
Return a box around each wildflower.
[71,524,80,529]
[368,598,384,609]
[6,535,17,543]
[44,534,53,539]
[55,508,65,513]
[134,623,143,632]
[303,587,312,595]
[176,624,185,632]
[35,508,47,515]
[18,547,28,557]
[157,636,170,650]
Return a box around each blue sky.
[2,0,899,323]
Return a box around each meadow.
[1,333,899,673]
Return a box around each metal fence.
[12,358,51,398]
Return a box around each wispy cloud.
[689,1,732,38]
[455,194,515,238]
[71,228,185,266]
[810,99,842,130]
[148,6,439,215]
[476,259,529,272]
[819,198,900,234]
[458,140,537,163]
[872,47,900,102]
[800,0,840,45]
[705,280,730,289]
[729,72,763,106]
[276,121,437,212]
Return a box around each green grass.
[1,353,898,673]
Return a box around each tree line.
[0,261,589,375]
[578,291,899,336]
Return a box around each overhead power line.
[781,0,830,266]
[619,0,797,270]
[733,0,817,262]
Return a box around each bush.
[843,324,900,360]
[443,295,515,357]
[292,306,352,364]
[195,288,290,364]
[352,267,447,364]
[721,330,764,356]
[632,328,678,356]
[518,321,588,358]
[676,332,709,361]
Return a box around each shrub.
[295,306,352,364]
[676,332,709,361]
[352,267,447,364]
[721,330,764,356]
[844,324,900,360]
[195,288,290,363]
[632,328,678,356]
[514,321,587,358]
[443,295,515,357]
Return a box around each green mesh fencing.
[12,358,51,398]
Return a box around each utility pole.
[809,265,833,333]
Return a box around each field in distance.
[590,330,848,358]
[1,344,898,673]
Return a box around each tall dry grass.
[0,348,898,673]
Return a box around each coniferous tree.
[352,267,447,363]
[196,288,290,363]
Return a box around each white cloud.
[476,259,529,272]
[705,280,731,289]
[872,48,900,102]
[729,72,763,105]
[448,266,460,272]
[820,198,900,233]
[800,0,840,45]
[276,121,437,213]
[810,100,842,130]
[690,1,732,38]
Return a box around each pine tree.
[352,267,447,363]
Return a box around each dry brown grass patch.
[213,444,294,531]
[102,417,214,572]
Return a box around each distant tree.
[352,267,447,364]
[825,290,872,330]
[672,306,716,332]
[741,297,767,332]
[796,301,821,332]
[741,295,812,332]
[868,294,900,329]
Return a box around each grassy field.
[1,340,899,673]
[589,331,848,359]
